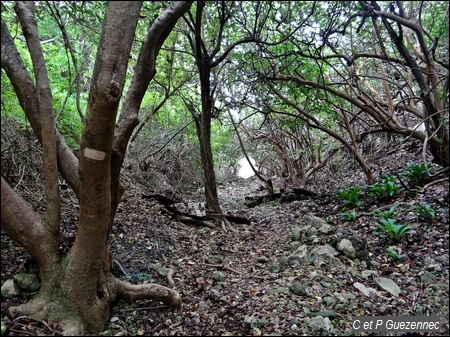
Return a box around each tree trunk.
[1,2,191,335]
[196,110,222,213]
[188,1,222,214]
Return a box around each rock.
[337,238,356,259]
[374,277,401,297]
[420,271,437,285]
[329,229,370,265]
[13,273,40,292]
[1,279,20,298]
[275,286,290,295]
[1,321,7,336]
[307,310,339,319]
[310,245,339,258]
[302,214,328,229]
[208,288,221,301]
[353,282,378,298]
[289,282,308,296]
[318,223,334,234]
[323,296,337,307]
[306,316,335,333]
[361,270,378,278]
[213,271,226,283]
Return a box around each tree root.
[167,268,175,287]
[113,277,182,308]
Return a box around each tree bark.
[1,2,191,335]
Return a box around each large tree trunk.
[1,2,191,335]
[2,175,181,335]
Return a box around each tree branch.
[1,19,80,198]
[15,1,60,233]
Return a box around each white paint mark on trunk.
[84,148,106,161]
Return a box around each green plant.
[339,210,359,221]
[368,176,402,199]
[386,247,403,260]
[374,203,399,219]
[337,186,362,208]
[411,204,438,220]
[402,162,427,185]
[375,218,413,240]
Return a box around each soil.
[1,139,449,336]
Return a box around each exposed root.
[9,295,49,321]
[113,277,182,308]
[221,219,239,233]
[167,268,175,288]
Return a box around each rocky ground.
[1,141,449,336]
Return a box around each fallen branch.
[144,194,250,228]
[176,215,217,228]
[244,187,318,207]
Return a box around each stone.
[213,271,226,283]
[289,282,308,296]
[353,282,378,298]
[13,273,40,292]
[337,239,356,259]
[1,279,20,298]
[420,272,437,285]
[306,316,334,333]
[374,277,401,297]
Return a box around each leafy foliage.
[386,247,403,261]
[411,204,439,221]
[339,210,359,221]
[374,204,399,219]
[375,218,413,241]
[337,186,362,208]
[368,176,402,200]
[401,162,427,186]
